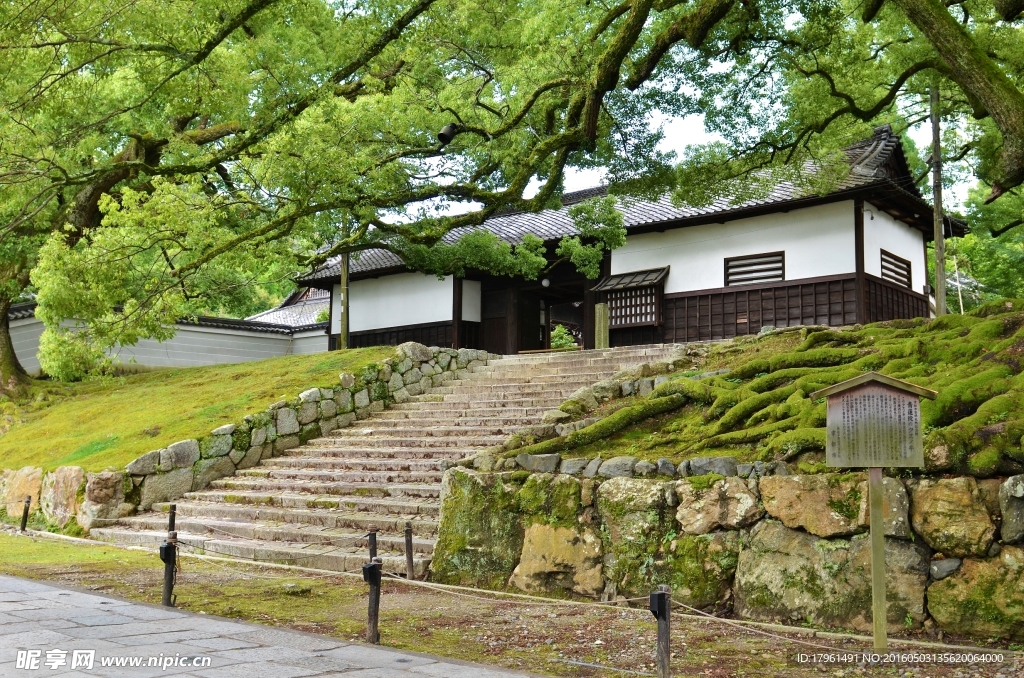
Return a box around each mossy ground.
[536,300,1024,476]
[0,531,1017,677]
[0,347,391,471]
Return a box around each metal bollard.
[404,522,415,580]
[362,557,382,644]
[160,505,177,607]
[650,584,671,678]
[19,495,30,532]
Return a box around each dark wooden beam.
[855,199,867,325]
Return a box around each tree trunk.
[0,297,31,397]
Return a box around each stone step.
[385,404,549,416]
[318,435,507,448]
[151,501,439,534]
[208,478,442,498]
[261,457,443,472]
[89,529,431,577]
[330,426,522,438]
[402,397,564,408]
[115,516,437,553]
[370,414,538,427]
[283,447,472,460]
[236,468,444,484]
[177,492,440,516]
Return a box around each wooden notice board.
[812,372,936,469]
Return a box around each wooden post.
[930,83,947,317]
[868,467,887,650]
[367,525,378,560]
[595,303,609,349]
[161,504,177,608]
[656,584,671,678]
[404,522,415,581]
[19,495,30,532]
[452,278,462,350]
[338,252,350,349]
[365,557,382,644]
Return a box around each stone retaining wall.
[431,463,1024,641]
[0,343,490,532]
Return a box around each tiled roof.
[592,267,670,291]
[7,302,37,321]
[247,298,329,327]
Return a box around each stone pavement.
[0,575,529,677]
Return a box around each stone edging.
[0,343,491,533]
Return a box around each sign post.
[810,372,936,650]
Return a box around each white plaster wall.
[462,280,482,322]
[290,329,328,354]
[863,203,926,293]
[350,273,453,332]
[11,317,44,376]
[611,201,857,293]
[114,325,297,367]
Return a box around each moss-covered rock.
[759,473,865,538]
[597,477,668,597]
[516,473,580,528]
[659,531,741,609]
[734,520,929,631]
[927,546,1024,640]
[908,477,996,557]
[674,476,762,535]
[430,469,525,588]
[509,523,603,597]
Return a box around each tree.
[2,0,748,388]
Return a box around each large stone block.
[927,546,1024,640]
[734,521,929,631]
[1000,474,1024,544]
[909,477,995,557]
[163,439,200,469]
[192,457,235,491]
[353,389,370,409]
[598,456,637,478]
[397,341,433,363]
[77,471,124,530]
[276,407,301,435]
[336,389,353,413]
[126,451,161,476]
[40,466,85,527]
[759,473,866,538]
[597,477,667,596]
[661,531,741,609]
[296,401,319,425]
[689,456,738,477]
[510,524,603,597]
[430,469,525,589]
[236,445,263,470]
[674,476,763,535]
[274,435,300,453]
[855,477,911,538]
[139,468,193,510]
[319,399,337,419]
[298,388,320,403]
[516,453,560,473]
[388,372,405,393]
[5,466,42,517]
[200,434,233,458]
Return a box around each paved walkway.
[0,575,528,677]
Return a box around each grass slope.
[522,299,1024,477]
[0,347,391,472]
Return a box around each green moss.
[658,532,741,608]
[825,486,861,519]
[430,469,525,589]
[686,473,725,491]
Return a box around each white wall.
[462,280,482,322]
[611,201,857,293]
[863,203,926,293]
[11,317,44,376]
[349,273,453,332]
[11,316,327,374]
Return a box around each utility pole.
[337,251,349,349]
[930,82,947,316]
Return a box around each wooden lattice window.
[725,252,785,286]
[592,267,669,329]
[880,249,911,289]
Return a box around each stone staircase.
[90,345,682,575]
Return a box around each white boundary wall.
[12,317,327,375]
[863,203,926,293]
[611,201,857,293]
[462,280,482,322]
